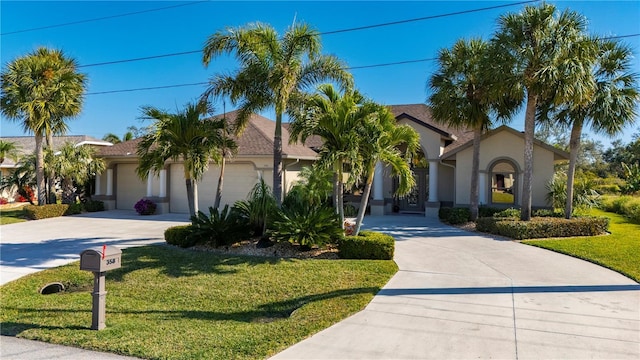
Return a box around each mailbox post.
[79,245,122,330]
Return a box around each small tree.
[52,142,105,204]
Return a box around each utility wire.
[78,0,540,69]
[1,1,209,36]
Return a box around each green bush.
[493,208,520,218]
[234,178,277,236]
[439,207,470,224]
[600,195,640,224]
[164,225,195,248]
[475,216,609,240]
[343,204,358,217]
[189,205,250,247]
[23,203,82,220]
[478,206,502,217]
[271,204,342,248]
[338,231,395,260]
[83,199,105,212]
[532,208,563,218]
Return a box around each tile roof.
[98,111,318,160]
[0,135,112,167]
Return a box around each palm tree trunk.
[332,167,340,216]
[354,166,375,235]
[46,132,54,204]
[521,92,538,221]
[470,125,482,221]
[193,180,199,215]
[35,134,46,205]
[338,173,345,227]
[565,121,583,219]
[214,155,225,210]
[273,112,284,207]
[185,178,195,217]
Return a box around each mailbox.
[80,245,122,272]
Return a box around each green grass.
[523,209,640,282]
[0,246,397,359]
[491,191,514,204]
[0,206,28,225]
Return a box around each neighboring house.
[94,104,568,216]
[0,136,113,200]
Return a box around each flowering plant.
[343,219,356,236]
[134,198,156,215]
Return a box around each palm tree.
[212,112,238,210]
[542,39,639,218]
[201,22,353,206]
[102,131,134,144]
[288,84,368,225]
[0,140,20,165]
[490,4,596,220]
[0,47,87,205]
[429,38,515,221]
[136,102,225,217]
[51,142,106,204]
[353,105,419,235]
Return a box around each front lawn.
[0,205,28,225]
[0,246,397,359]
[522,209,640,282]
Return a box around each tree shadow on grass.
[1,321,87,336]
[4,286,380,328]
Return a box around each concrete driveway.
[272,215,640,359]
[0,210,189,285]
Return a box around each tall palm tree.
[429,38,515,221]
[136,102,225,217]
[0,47,87,205]
[0,140,20,165]
[543,39,639,218]
[288,84,368,225]
[51,142,106,204]
[353,105,419,235]
[212,112,238,210]
[201,22,353,206]
[490,4,596,220]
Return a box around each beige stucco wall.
[397,118,443,159]
[438,163,455,203]
[454,130,556,208]
[115,163,147,210]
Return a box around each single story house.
[0,135,113,200]
[93,104,569,216]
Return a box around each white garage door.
[116,164,146,210]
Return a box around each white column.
[94,173,102,196]
[373,161,384,200]
[159,169,167,197]
[428,161,438,202]
[146,171,153,197]
[479,172,486,205]
[106,169,113,196]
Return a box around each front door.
[398,169,428,213]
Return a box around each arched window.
[490,160,516,205]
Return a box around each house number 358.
[106,259,116,265]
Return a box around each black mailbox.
[80,245,122,272]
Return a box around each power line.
[320,0,539,35]
[601,33,640,40]
[87,82,208,95]
[1,1,209,36]
[77,0,540,69]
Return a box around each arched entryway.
[489,159,517,206]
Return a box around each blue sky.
[1,1,639,148]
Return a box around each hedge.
[164,225,196,248]
[23,203,83,220]
[338,231,394,260]
[83,199,105,212]
[600,195,640,224]
[438,207,471,224]
[476,216,609,240]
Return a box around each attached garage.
[116,163,146,210]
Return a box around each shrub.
[532,208,563,218]
[338,231,395,260]
[621,200,640,224]
[493,208,520,218]
[271,204,342,248]
[164,225,195,248]
[234,178,277,236]
[23,203,82,220]
[134,198,156,215]
[439,207,470,224]
[475,216,609,240]
[600,195,640,224]
[83,199,105,212]
[189,205,250,247]
[478,206,502,217]
[15,186,35,203]
[343,204,357,217]
[0,197,8,205]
